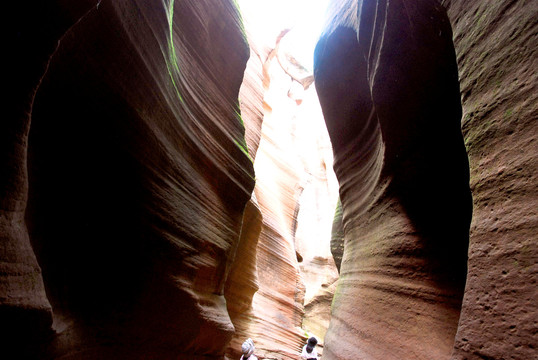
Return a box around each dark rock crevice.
[1,1,99,356]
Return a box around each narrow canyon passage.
[1,1,536,360]
[227,1,341,358]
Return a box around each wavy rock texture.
[315,1,472,359]
[443,1,538,359]
[4,0,255,358]
[239,36,265,161]
[301,277,338,344]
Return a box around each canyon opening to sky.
[237,0,340,347]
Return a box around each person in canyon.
[299,337,319,360]
[240,338,258,360]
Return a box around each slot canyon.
[1,0,536,359]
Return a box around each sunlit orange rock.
[234,8,340,356]
[247,44,307,358]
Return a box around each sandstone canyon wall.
[3,0,256,358]
[315,0,536,359]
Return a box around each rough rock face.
[4,0,254,358]
[315,1,472,359]
[443,1,537,358]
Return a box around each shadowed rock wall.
[224,196,263,359]
[315,0,472,359]
[3,0,255,358]
[2,1,96,357]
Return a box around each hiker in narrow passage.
[300,337,319,359]
[240,338,258,360]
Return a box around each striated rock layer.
[315,1,472,359]
[443,0,538,358]
[4,0,255,358]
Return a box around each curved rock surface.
[315,1,472,359]
[3,1,96,356]
[224,13,267,358]
[4,0,254,358]
[247,43,312,360]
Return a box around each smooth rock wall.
[292,86,339,344]
[3,0,255,358]
[232,2,341,357]
[239,37,265,161]
[315,0,472,359]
